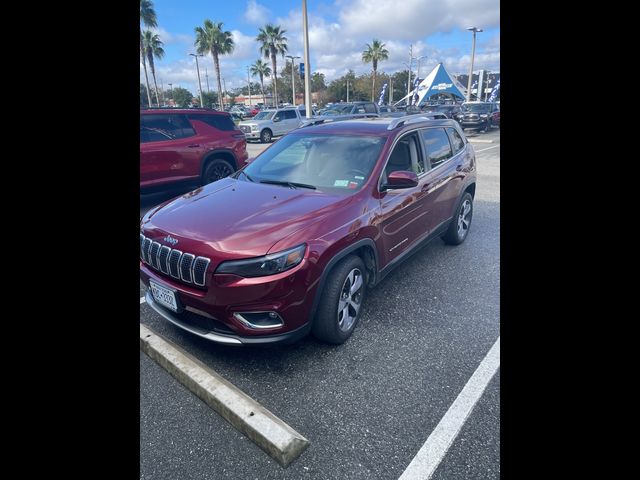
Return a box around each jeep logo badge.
[163,235,178,246]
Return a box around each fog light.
[233,312,284,329]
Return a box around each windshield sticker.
[354,176,365,180]
[334,180,349,187]
[348,181,359,189]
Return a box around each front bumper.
[460,119,488,127]
[144,290,311,346]
[140,255,318,344]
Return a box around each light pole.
[189,53,205,108]
[346,79,350,102]
[285,55,301,105]
[222,77,227,109]
[247,67,252,107]
[406,44,415,106]
[302,0,312,118]
[415,55,427,81]
[205,68,210,93]
[168,83,173,106]
[466,27,483,102]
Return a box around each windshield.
[252,110,275,120]
[321,105,353,115]
[462,104,490,112]
[241,134,386,193]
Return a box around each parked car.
[457,102,500,131]
[238,106,306,143]
[140,116,476,345]
[422,104,462,120]
[140,109,248,192]
[320,101,380,116]
[378,105,396,114]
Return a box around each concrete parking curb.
[468,139,494,144]
[139,324,310,467]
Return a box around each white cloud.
[150,27,192,45]
[142,0,500,94]
[338,0,499,40]
[244,0,270,25]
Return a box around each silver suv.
[238,106,306,143]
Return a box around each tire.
[442,192,473,245]
[202,158,235,185]
[260,129,272,143]
[312,255,367,344]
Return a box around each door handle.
[455,164,464,172]
[187,144,200,148]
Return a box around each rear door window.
[140,114,196,140]
[445,127,465,154]
[187,113,235,131]
[420,128,453,169]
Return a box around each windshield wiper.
[259,179,316,190]
[236,170,255,182]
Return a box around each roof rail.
[300,118,334,128]
[386,113,440,130]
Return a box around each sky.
[141,0,500,95]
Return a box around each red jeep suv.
[140,109,248,192]
[140,115,476,345]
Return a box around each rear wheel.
[312,255,366,344]
[442,192,473,245]
[202,158,234,185]
[260,129,272,143]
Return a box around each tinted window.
[446,127,465,154]
[140,127,174,143]
[187,114,235,131]
[140,114,195,140]
[364,103,377,113]
[282,110,298,120]
[354,106,366,113]
[421,128,453,169]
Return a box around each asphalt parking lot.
[140,126,500,479]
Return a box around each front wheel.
[202,159,234,185]
[312,255,366,344]
[442,192,473,245]
[260,129,272,143]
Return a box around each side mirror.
[382,171,419,190]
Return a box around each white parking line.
[140,296,146,304]
[398,337,500,480]
[475,144,500,153]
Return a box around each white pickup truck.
[238,106,309,143]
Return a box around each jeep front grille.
[139,234,210,287]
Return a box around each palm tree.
[362,39,389,102]
[142,30,165,107]
[195,20,234,110]
[250,59,271,106]
[256,24,288,107]
[140,0,157,107]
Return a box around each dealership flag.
[488,78,500,102]
[378,83,388,106]
[412,77,422,105]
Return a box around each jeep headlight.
[215,244,306,277]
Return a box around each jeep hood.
[142,178,352,258]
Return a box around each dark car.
[422,104,462,120]
[140,109,248,192]
[320,101,379,116]
[457,102,500,131]
[140,115,476,345]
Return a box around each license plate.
[149,280,179,312]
